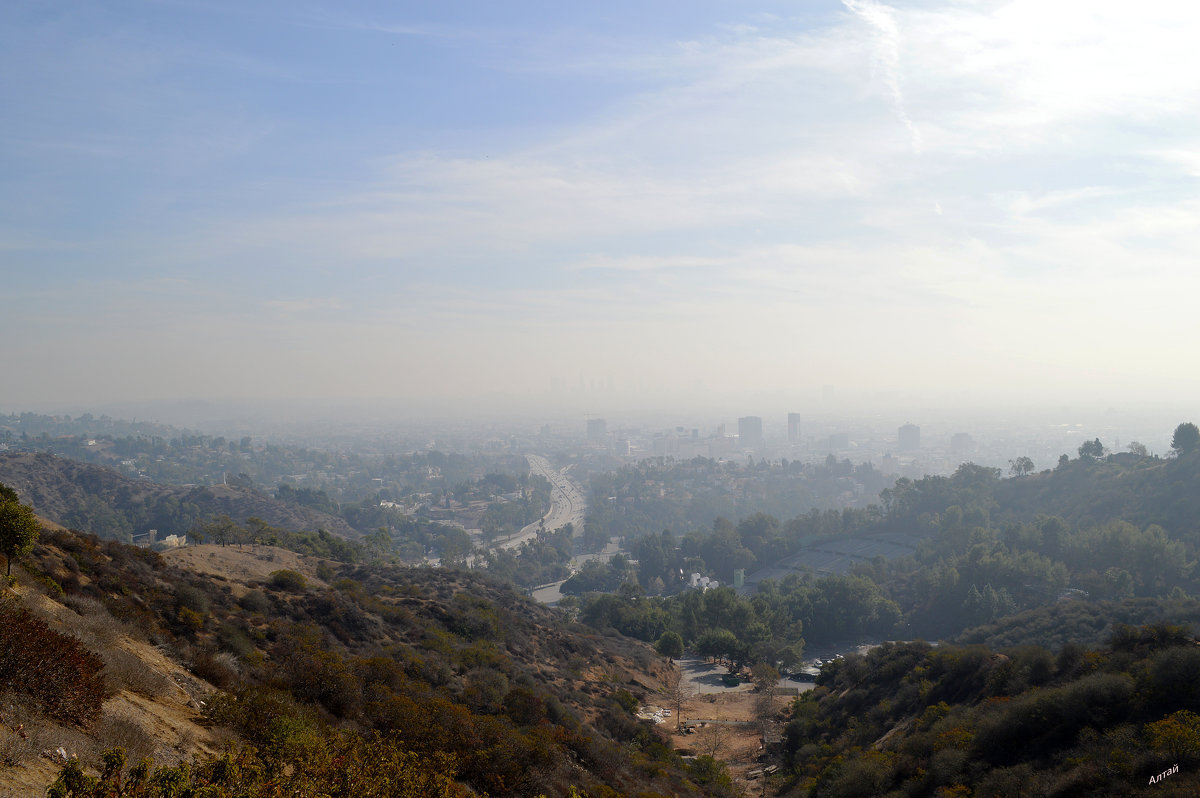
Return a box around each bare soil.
[668,683,788,790]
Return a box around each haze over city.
[4,1,1200,421]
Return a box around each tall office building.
[787,413,803,444]
[738,416,764,450]
[586,418,607,441]
[898,423,921,451]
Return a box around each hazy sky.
[4,1,1200,417]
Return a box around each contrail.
[843,0,923,152]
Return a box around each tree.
[694,722,731,759]
[0,490,40,578]
[655,630,684,661]
[752,663,781,735]
[366,527,392,558]
[1171,422,1200,455]
[1128,441,1149,457]
[1077,438,1106,460]
[202,515,241,547]
[695,628,741,668]
[661,667,694,731]
[1008,456,1035,477]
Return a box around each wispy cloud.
[841,0,922,152]
[9,1,1200,407]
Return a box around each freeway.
[498,454,587,550]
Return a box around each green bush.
[269,569,307,592]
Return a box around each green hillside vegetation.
[0,453,519,567]
[552,425,1200,794]
[0,452,358,541]
[9,423,1200,796]
[0,413,547,526]
[3,521,721,797]
[781,627,1200,796]
[574,434,1200,667]
[580,456,890,550]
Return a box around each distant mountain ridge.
[0,451,358,541]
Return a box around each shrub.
[688,755,734,791]
[175,606,205,635]
[1146,710,1200,761]
[174,585,210,614]
[269,569,307,592]
[217,623,255,657]
[100,647,175,698]
[191,650,241,689]
[238,589,270,613]
[93,714,156,764]
[611,688,638,714]
[47,738,464,798]
[0,598,106,726]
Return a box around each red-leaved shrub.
[0,599,106,726]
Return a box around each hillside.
[781,630,1200,796]
[1,550,220,796]
[0,452,358,541]
[992,450,1200,538]
[1,520,721,797]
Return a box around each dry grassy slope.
[2,535,347,796]
[1,548,221,797]
[0,451,358,538]
[164,544,676,702]
[174,544,686,757]
[3,524,714,796]
[162,543,331,597]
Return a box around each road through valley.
[500,454,587,550]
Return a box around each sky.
[4,0,1200,421]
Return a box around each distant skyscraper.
[738,416,763,449]
[586,418,607,441]
[898,423,921,451]
[951,432,974,454]
[787,413,803,444]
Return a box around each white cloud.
[11,1,1200,407]
[1148,147,1200,179]
[841,0,923,151]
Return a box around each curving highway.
[500,454,587,550]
